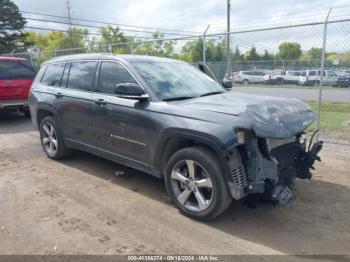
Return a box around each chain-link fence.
[2,7,350,143]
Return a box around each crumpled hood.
[177,91,315,138]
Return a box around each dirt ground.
[0,112,349,256]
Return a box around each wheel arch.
[36,104,59,128]
[156,130,234,182]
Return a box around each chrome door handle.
[94,99,107,106]
[55,92,63,98]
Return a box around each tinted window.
[41,63,66,87]
[309,71,316,76]
[67,61,97,91]
[98,62,137,94]
[0,60,36,80]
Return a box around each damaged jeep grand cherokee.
[29,54,322,220]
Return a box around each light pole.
[202,24,210,63]
[316,7,332,142]
[226,0,231,75]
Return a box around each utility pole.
[66,0,73,48]
[226,0,231,75]
[202,24,210,63]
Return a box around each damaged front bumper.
[228,131,323,206]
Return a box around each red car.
[0,56,37,117]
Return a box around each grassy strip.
[234,84,350,90]
[307,101,350,140]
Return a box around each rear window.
[41,63,66,87]
[0,60,36,80]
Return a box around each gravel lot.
[0,112,349,256]
[232,86,350,102]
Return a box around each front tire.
[165,146,232,220]
[39,116,71,160]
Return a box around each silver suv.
[233,70,267,85]
[299,70,338,86]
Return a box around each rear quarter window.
[41,63,66,87]
[0,60,36,80]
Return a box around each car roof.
[0,56,28,61]
[42,53,180,65]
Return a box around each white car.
[299,70,338,86]
[233,70,267,85]
[264,70,285,85]
[284,71,303,85]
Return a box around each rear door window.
[41,63,66,87]
[0,60,36,80]
[67,61,97,91]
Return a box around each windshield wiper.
[199,91,225,97]
[162,96,196,101]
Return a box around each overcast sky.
[13,0,350,53]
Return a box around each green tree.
[62,27,89,50]
[261,50,274,60]
[245,46,260,61]
[232,46,244,61]
[277,42,302,60]
[179,39,226,62]
[0,0,26,53]
[24,28,89,64]
[179,38,203,62]
[134,32,176,57]
[300,47,322,61]
[209,40,225,62]
[99,25,133,54]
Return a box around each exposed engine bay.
[226,131,323,206]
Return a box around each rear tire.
[243,79,249,85]
[165,146,232,220]
[39,116,71,160]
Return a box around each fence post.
[316,7,332,142]
[202,24,210,63]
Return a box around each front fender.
[155,128,239,182]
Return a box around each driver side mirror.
[222,77,233,89]
[114,83,149,101]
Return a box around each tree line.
[1,0,350,66]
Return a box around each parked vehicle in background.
[284,70,303,85]
[264,70,284,85]
[299,70,338,86]
[233,70,267,85]
[335,70,350,87]
[0,56,37,117]
[29,54,323,220]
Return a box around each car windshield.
[131,61,225,100]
